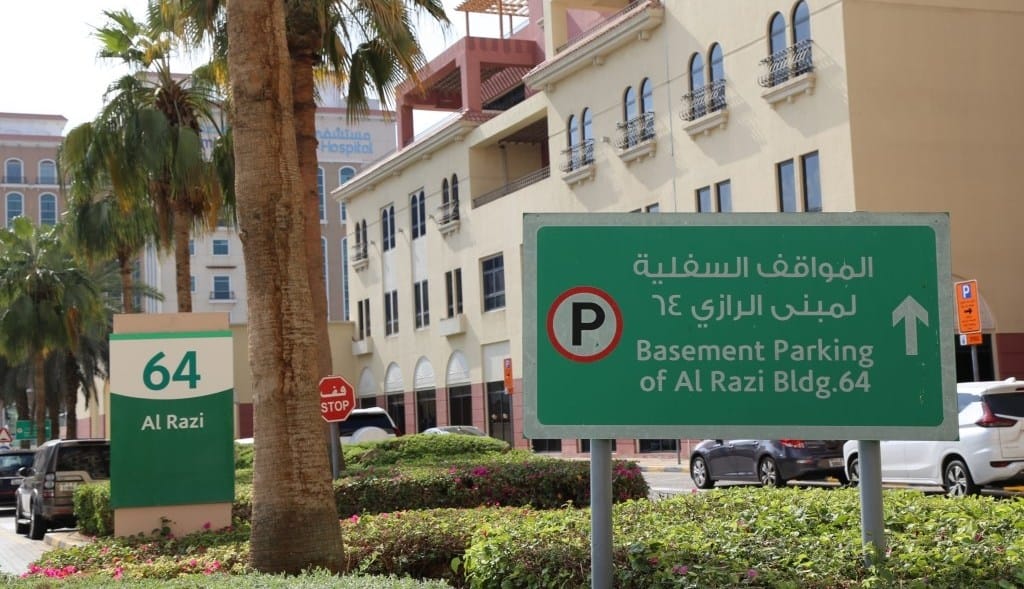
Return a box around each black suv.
[15,439,110,539]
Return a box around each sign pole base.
[590,439,613,589]
[858,440,886,565]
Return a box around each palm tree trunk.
[47,380,60,442]
[289,20,341,469]
[33,353,46,446]
[64,353,80,440]
[174,206,193,312]
[227,0,344,573]
[15,388,29,449]
[118,252,135,313]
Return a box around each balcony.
[680,79,728,137]
[472,166,550,208]
[436,201,461,236]
[616,112,656,163]
[351,337,374,356]
[438,314,466,337]
[560,140,595,185]
[352,245,369,271]
[209,290,236,302]
[1,175,24,184]
[758,39,815,106]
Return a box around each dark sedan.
[689,439,847,489]
[0,449,34,506]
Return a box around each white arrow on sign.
[892,295,929,356]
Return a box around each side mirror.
[17,466,32,477]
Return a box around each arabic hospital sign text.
[524,213,958,441]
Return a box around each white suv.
[844,378,1024,496]
[338,407,402,444]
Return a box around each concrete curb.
[640,464,687,473]
[43,532,92,549]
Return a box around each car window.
[957,393,980,413]
[56,445,111,478]
[984,392,1024,417]
[338,415,395,436]
[0,454,32,475]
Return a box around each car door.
[727,440,760,479]
[704,440,736,478]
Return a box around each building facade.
[335,0,1024,456]
[0,113,66,229]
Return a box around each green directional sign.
[14,420,51,441]
[524,212,957,441]
[109,330,234,508]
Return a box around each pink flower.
[673,565,688,575]
[203,522,212,530]
[113,566,123,580]
[648,557,659,566]
[747,568,758,579]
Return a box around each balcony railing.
[559,140,595,173]
[616,112,656,149]
[437,200,460,225]
[556,0,643,53]
[210,290,235,301]
[758,39,814,88]
[473,166,551,208]
[1,175,24,184]
[680,79,727,122]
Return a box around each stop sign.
[319,375,355,423]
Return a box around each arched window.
[410,190,425,238]
[39,193,57,225]
[360,220,368,256]
[690,54,706,117]
[639,79,655,142]
[441,178,450,208]
[581,108,594,166]
[6,193,23,226]
[769,12,787,54]
[768,12,788,86]
[709,43,725,82]
[355,220,362,251]
[792,1,813,75]
[4,159,23,184]
[709,43,726,112]
[339,166,356,184]
[38,160,57,185]
[450,175,460,220]
[640,78,654,114]
[623,86,637,121]
[567,115,578,148]
[793,1,811,43]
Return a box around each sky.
[0,0,499,132]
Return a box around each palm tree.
[0,220,103,446]
[226,0,343,573]
[92,9,226,312]
[60,121,160,313]
[168,0,446,572]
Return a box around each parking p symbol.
[547,286,623,363]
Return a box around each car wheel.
[690,456,715,489]
[943,458,979,497]
[14,501,28,535]
[28,504,46,540]
[759,457,786,487]
[847,455,860,488]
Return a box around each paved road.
[0,507,47,576]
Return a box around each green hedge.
[36,487,1024,587]
[232,458,648,522]
[72,482,113,537]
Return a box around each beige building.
[0,113,65,228]
[335,0,1024,456]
